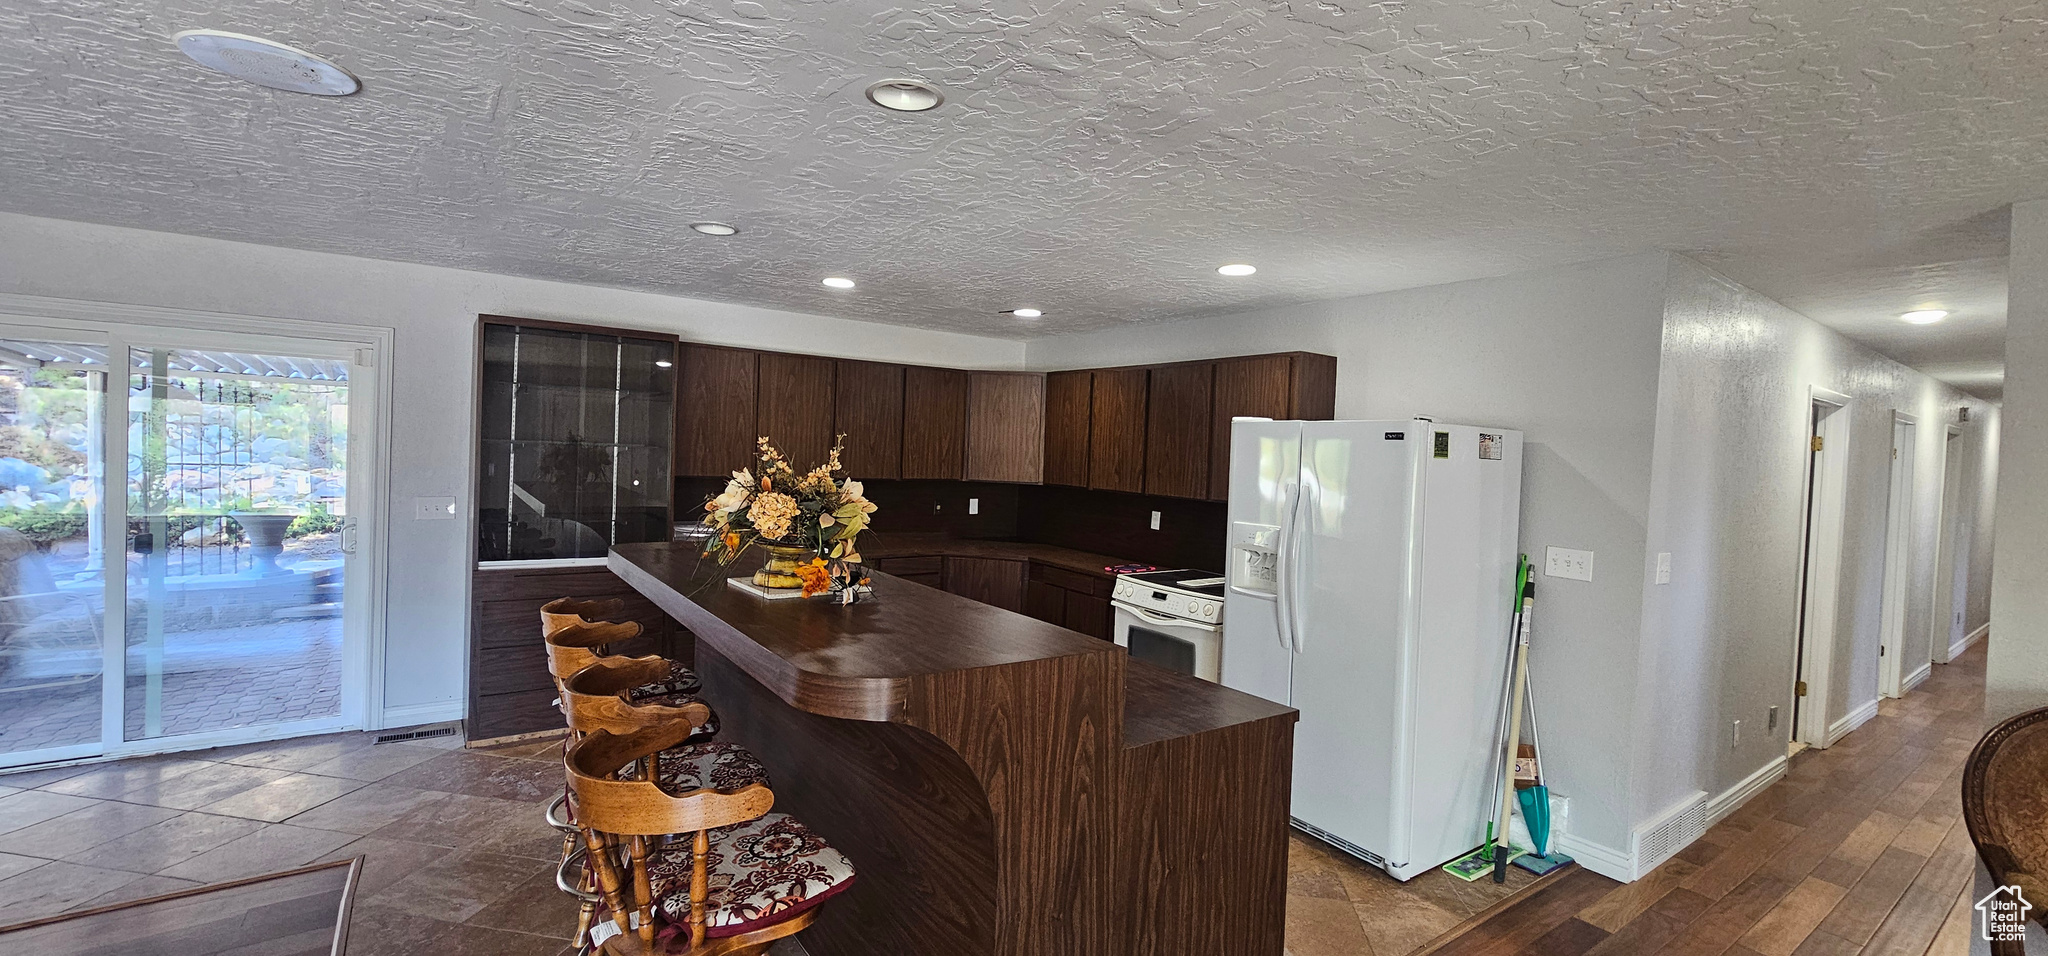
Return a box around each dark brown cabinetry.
[1143,363,1214,499]
[941,556,1026,612]
[470,565,681,741]
[1208,352,1337,501]
[833,360,904,479]
[872,555,941,588]
[901,367,968,479]
[1023,563,1113,639]
[757,353,836,468]
[1042,370,1092,488]
[965,372,1046,484]
[676,345,759,478]
[1088,368,1149,493]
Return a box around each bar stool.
[542,602,702,704]
[565,723,856,955]
[562,656,767,796]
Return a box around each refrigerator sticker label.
[1384,431,1405,440]
[1434,431,1451,459]
[1479,433,1504,460]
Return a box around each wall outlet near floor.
[1655,552,1672,585]
[1545,546,1594,581]
[1149,511,1162,531]
[968,498,979,515]
[414,496,456,520]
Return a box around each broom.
[1442,556,1529,881]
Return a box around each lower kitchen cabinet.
[942,556,1027,612]
[872,555,942,588]
[1023,563,1114,639]
[470,563,685,742]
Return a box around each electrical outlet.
[1545,546,1593,582]
[414,496,456,520]
[968,498,979,515]
[1149,511,1162,531]
[1655,552,1672,585]
[1732,718,1742,749]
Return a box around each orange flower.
[796,558,831,598]
[722,532,740,551]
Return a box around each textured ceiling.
[0,0,2037,396]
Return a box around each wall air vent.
[174,30,360,96]
[1631,790,1708,877]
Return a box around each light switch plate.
[1149,511,1162,531]
[1655,552,1672,585]
[1545,546,1593,582]
[415,496,456,520]
[968,498,979,515]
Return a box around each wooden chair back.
[562,656,711,737]
[541,596,625,638]
[1964,705,2048,954]
[565,726,775,951]
[544,620,645,684]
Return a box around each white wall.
[1028,252,1674,861]
[1635,257,1998,836]
[1988,199,2048,722]
[0,212,1025,724]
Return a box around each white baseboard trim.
[1826,699,1881,747]
[377,701,464,731]
[1706,755,1788,828]
[1950,622,1990,661]
[1903,663,1932,692]
[1555,832,1634,883]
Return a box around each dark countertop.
[609,541,1294,740]
[857,533,1139,579]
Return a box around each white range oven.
[1111,569,1227,682]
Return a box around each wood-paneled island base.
[608,542,1297,956]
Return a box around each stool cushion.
[646,812,857,937]
[654,742,770,795]
[627,660,702,700]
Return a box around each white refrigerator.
[1221,418,1523,881]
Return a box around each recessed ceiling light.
[655,360,674,368]
[822,277,856,290]
[1011,308,1043,318]
[1901,309,1948,325]
[865,79,945,113]
[173,30,360,96]
[1217,263,1257,277]
[688,222,739,236]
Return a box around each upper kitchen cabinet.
[757,353,836,468]
[1143,363,1214,499]
[1208,352,1338,501]
[675,344,758,478]
[965,371,1046,483]
[901,366,968,479]
[1088,367,1148,493]
[1042,370,1092,488]
[833,360,904,480]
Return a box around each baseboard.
[1950,622,1990,661]
[1826,698,1880,747]
[1706,755,1788,828]
[377,701,464,731]
[1554,832,1634,882]
[1903,663,1932,692]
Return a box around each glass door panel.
[0,341,108,765]
[124,348,349,741]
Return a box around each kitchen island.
[608,541,1297,956]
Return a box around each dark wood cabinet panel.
[834,360,905,480]
[676,345,758,478]
[942,556,1027,613]
[965,372,1046,484]
[757,353,836,469]
[1292,352,1339,422]
[1063,589,1112,640]
[1143,363,1214,500]
[469,564,683,741]
[1042,370,1093,488]
[1209,355,1296,501]
[901,367,968,479]
[1087,368,1149,493]
[1025,579,1066,626]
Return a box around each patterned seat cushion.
[626,659,702,700]
[646,812,856,938]
[653,742,770,796]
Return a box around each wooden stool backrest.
[541,596,625,638]
[1964,705,2048,954]
[544,620,645,684]
[562,656,710,736]
[566,726,775,950]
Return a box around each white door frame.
[1931,425,1966,664]
[0,293,393,764]
[1793,387,1852,748]
[1877,412,1917,698]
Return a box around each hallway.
[1399,641,1988,956]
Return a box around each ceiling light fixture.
[688,222,739,236]
[1217,263,1257,277]
[865,79,945,113]
[823,277,856,289]
[1900,309,1948,325]
[173,30,360,96]
[1010,308,1043,318]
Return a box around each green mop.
[1442,556,1530,881]
[1512,587,1574,876]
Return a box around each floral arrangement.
[703,436,878,598]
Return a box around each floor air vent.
[374,726,458,745]
[1292,818,1387,869]
[1631,791,1708,876]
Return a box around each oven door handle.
[1120,604,1222,632]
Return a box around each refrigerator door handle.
[1291,479,1315,653]
[1273,481,1299,649]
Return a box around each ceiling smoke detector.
[174,30,359,96]
[865,79,944,113]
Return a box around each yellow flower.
[796,558,831,597]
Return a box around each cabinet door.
[1063,589,1111,639]
[834,360,904,480]
[675,345,758,477]
[1088,368,1148,493]
[1144,363,1214,499]
[1024,580,1067,626]
[757,353,837,468]
[965,372,1046,483]
[1042,370,1092,487]
[901,367,968,479]
[943,556,1026,612]
[1209,355,1297,501]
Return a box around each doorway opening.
[1792,388,1851,750]
[1932,426,1967,664]
[1878,413,1917,698]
